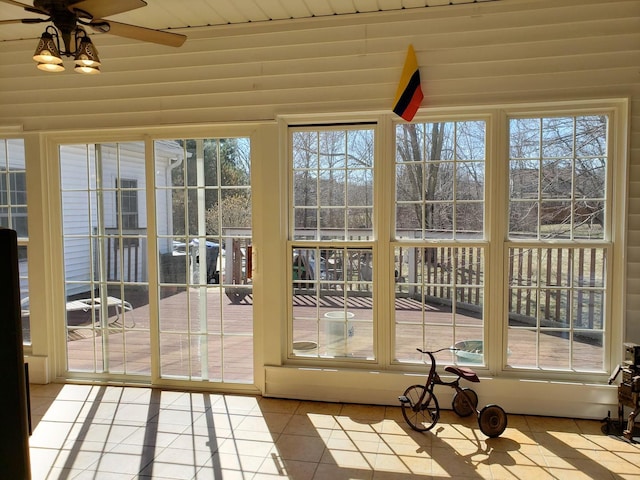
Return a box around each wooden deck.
[65,289,605,383]
[66,287,255,382]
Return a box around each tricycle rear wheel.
[452,388,478,417]
[478,404,508,438]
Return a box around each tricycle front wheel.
[399,385,440,432]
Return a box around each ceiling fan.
[0,0,187,72]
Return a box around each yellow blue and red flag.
[392,45,424,122]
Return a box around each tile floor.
[27,383,640,480]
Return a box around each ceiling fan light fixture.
[14,0,187,74]
[33,30,63,65]
[74,35,101,67]
[37,62,65,73]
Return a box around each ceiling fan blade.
[0,0,33,9]
[91,19,186,47]
[0,0,47,15]
[68,0,147,19]
[0,17,46,24]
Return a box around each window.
[0,138,30,343]
[392,111,614,374]
[292,128,374,241]
[395,121,485,240]
[290,126,375,359]
[0,171,28,234]
[507,115,608,371]
[394,121,486,365]
[0,141,28,237]
[116,178,139,229]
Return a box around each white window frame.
[497,101,627,380]
[282,99,627,384]
[392,101,627,381]
[391,116,490,368]
[286,121,379,363]
[0,137,30,345]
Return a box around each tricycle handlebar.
[417,347,458,354]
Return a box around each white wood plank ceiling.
[0,0,500,43]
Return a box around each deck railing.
[287,228,604,328]
[394,245,604,329]
[103,228,147,283]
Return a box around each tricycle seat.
[445,365,480,382]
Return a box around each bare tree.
[292,128,374,234]
[509,115,606,239]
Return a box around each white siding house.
[59,141,182,296]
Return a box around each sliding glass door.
[60,137,253,384]
[61,142,150,375]
[155,138,253,383]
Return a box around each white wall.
[1,0,638,417]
